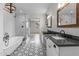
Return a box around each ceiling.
[15,3,57,16]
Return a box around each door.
[30,21,40,34]
[29,19,42,44]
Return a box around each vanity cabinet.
[45,36,79,56]
[46,37,59,56]
[60,46,79,56]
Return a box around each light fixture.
[47,15,52,19]
[4,3,16,13]
[58,3,69,10]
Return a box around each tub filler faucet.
[3,33,9,46]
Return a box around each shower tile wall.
[15,15,26,36]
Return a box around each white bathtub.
[0,36,24,56]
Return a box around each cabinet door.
[52,43,59,56]
[46,38,59,56]
[60,47,79,56]
[46,38,54,56]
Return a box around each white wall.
[46,4,79,36]
[0,4,4,47]
[40,15,47,32]
[3,11,15,37]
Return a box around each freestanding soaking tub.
[0,36,24,56]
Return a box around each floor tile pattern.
[10,34,46,56]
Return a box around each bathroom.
[0,3,79,56]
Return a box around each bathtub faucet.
[3,33,9,42]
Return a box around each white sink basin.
[52,36,65,40]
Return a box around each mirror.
[57,3,79,28]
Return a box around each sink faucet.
[60,30,65,35]
[3,33,9,42]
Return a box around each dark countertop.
[44,33,79,47]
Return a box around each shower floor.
[10,34,46,56]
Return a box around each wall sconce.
[58,3,65,9]
[4,3,16,13]
[46,15,52,28]
[58,3,69,10]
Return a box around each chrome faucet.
[60,30,65,35]
[3,33,9,42]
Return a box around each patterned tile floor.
[10,34,46,56]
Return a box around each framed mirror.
[57,3,79,28]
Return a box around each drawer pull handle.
[53,45,56,48]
